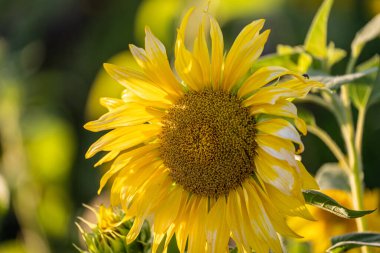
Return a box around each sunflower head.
[85,7,322,253]
[160,89,258,197]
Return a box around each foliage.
[328,233,380,253]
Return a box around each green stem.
[307,125,350,172]
[355,107,366,157]
[342,56,369,253]
[298,94,335,114]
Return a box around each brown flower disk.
[160,89,257,197]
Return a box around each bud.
[76,205,151,253]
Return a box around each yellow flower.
[96,205,126,233]
[77,205,151,253]
[288,189,380,253]
[85,8,321,253]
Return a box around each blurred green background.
[0,0,379,252]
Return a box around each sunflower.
[288,189,380,253]
[85,8,321,253]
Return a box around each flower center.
[160,89,257,197]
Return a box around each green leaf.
[349,55,380,109]
[368,61,380,107]
[277,44,304,55]
[327,41,346,68]
[311,67,378,89]
[349,81,372,109]
[302,190,374,218]
[304,0,334,59]
[327,232,380,253]
[315,163,350,192]
[297,52,313,73]
[351,13,380,59]
[257,44,317,73]
[252,53,299,72]
[297,108,316,126]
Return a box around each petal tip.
[83,122,92,131]
[85,150,93,159]
[103,63,115,74]
[145,26,152,35]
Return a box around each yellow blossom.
[85,8,322,253]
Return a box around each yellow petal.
[175,34,204,91]
[163,224,176,253]
[99,97,124,111]
[205,197,230,253]
[139,27,184,97]
[176,196,195,253]
[256,133,295,152]
[94,150,119,167]
[241,183,282,253]
[104,63,173,103]
[226,190,251,252]
[276,78,323,98]
[152,223,176,253]
[110,160,163,207]
[250,180,301,238]
[256,118,304,153]
[84,102,155,132]
[209,16,224,89]
[85,124,160,158]
[228,19,265,58]
[249,99,307,135]
[124,167,171,217]
[254,148,298,195]
[119,162,168,205]
[188,197,208,253]
[153,186,183,235]
[98,143,160,193]
[152,233,165,253]
[193,20,211,87]
[126,216,146,243]
[287,215,319,239]
[244,86,300,107]
[296,161,319,190]
[121,89,171,110]
[265,182,314,220]
[175,9,206,91]
[249,99,296,119]
[223,19,269,91]
[294,117,307,135]
[238,66,293,98]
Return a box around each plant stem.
[355,107,366,157]
[342,56,369,253]
[307,125,350,172]
[298,94,336,114]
